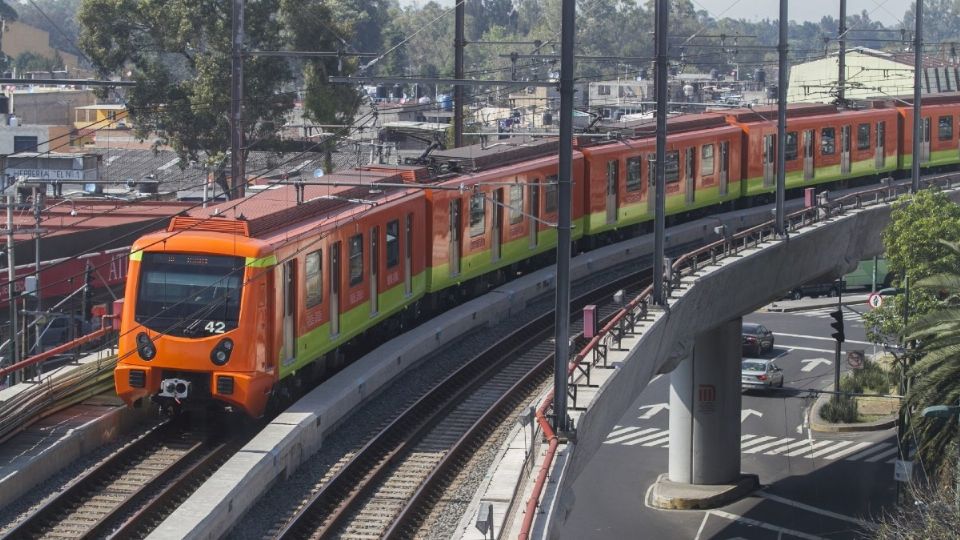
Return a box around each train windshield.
[135,253,244,337]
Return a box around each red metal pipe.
[0,322,112,379]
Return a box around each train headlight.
[136,332,156,361]
[211,338,234,366]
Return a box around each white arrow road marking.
[788,345,839,354]
[777,332,872,346]
[638,403,669,420]
[741,409,763,422]
[800,357,833,372]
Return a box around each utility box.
[804,187,815,208]
[584,305,598,339]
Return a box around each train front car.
[116,228,275,417]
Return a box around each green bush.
[821,395,859,423]
[839,375,864,394]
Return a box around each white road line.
[805,440,855,459]
[706,509,827,540]
[865,447,900,463]
[787,345,844,354]
[608,428,662,445]
[641,435,671,447]
[743,437,795,454]
[783,439,835,457]
[621,430,670,446]
[607,425,639,438]
[693,512,710,540]
[740,435,778,449]
[648,438,671,447]
[741,434,758,442]
[822,441,874,460]
[757,491,878,530]
[766,439,817,455]
[846,442,894,461]
[777,332,872,346]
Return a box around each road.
[556,303,899,539]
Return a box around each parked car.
[784,280,844,300]
[742,323,775,356]
[741,359,784,390]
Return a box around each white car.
[741,359,784,390]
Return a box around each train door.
[370,226,379,315]
[492,189,503,262]
[803,129,815,180]
[282,260,296,364]
[876,121,886,168]
[684,147,696,204]
[404,213,413,296]
[840,125,851,174]
[647,154,656,212]
[449,199,462,275]
[762,134,775,187]
[921,117,932,163]
[529,182,539,249]
[330,242,341,336]
[719,142,729,196]
[606,160,618,224]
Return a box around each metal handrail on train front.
[518,174,959,539]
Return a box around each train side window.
[664,150,680,183]
[857,123,870,150]
[939,116,954,140]
[349,234,363,286]
[386,220,400,268]
[701,144,714,175]
[782,132,798,161]
[821,127,836,155]
[469,192,486,237]
[626,157,642,192]
[305,250,322,307]
[545,175,558,213]
[509,184,523,225]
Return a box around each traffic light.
[829,309,845,342]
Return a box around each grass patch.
[827,356,901,424]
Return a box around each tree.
[863,189,960,342]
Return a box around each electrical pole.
[6,193,18,379]
[912,0,923,192]
[653,0,668,305]
[838,0,846,106]
[775,0,788,236]
[454,0,465,147]
[32,186,41,358]
[553,0,575,435]
[230,0,246,199]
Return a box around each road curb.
[809,390,898,433]
[765,295,870,313]
[649,473,760,510]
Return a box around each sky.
[677,0,905,27]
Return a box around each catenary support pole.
[839,0,846,105]
[454,0,465,147]
[912,0,923,192]
[230,0,245,199]
[33,186,40,358]
[653,0,668,305]
[775,0,788,235]
[552,0,575,434]
[6,194,18,381]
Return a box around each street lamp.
[921,400,960,509]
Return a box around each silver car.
[742,359,784,390]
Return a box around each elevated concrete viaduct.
[546,184,960,533]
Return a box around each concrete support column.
[668,317,742,484]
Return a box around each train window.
[857,124,870,150]
[470,193,486,237]
[509,184,523,225]
[701,145,714,176]
[545,175,558,213]
[785,132,798,161]
[626,157,642,192]
[305,250,322,307]
[664,151,680,183]
[349,234,363,286]
[386,220,400,268]
[939,116,954,140]
[821,128,836,155]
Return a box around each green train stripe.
[245,255,278,268]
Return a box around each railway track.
[272,267,649,540]
[3,416,244,539]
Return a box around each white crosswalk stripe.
[602,427,895,464]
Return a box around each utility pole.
[552,0,575,435]
[838,0,846,106]
[6,193,18,379]
[230,0,245,199]
[653,0,668,305]
[912,0,923,192]
[775,0,788,236]
[454,0,465,147]
[32,186,41,358]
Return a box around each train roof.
[598,113,730,138]
[725,103,837,123]
[170,168,419,239]
[428,138,559,173]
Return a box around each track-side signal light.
[829,309,845,343]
